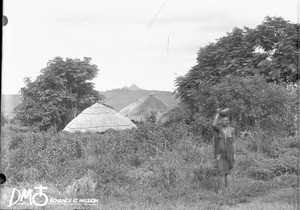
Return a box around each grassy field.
[0,122,298,210]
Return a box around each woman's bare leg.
[217,175,223,193]
[224,174,229,188]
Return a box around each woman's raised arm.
[212,108,221,129]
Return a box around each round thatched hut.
[63,103,136,133]
[119,93,169,123]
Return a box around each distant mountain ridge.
[109,83,142,91]
[127,84,142,91]
[1,94,22,115]
[99,84,179,112]
[1,84,179,114]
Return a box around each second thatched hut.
[119,93,169,123]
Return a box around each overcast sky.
[2,0,297,94]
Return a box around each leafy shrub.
[188,115,213,143]
[242,148,297,181]
[8,133,25,150]
[267,155,297,176]
[229,177,273,198]
[6,130,85,183]
[43,133,81,165]
[6,149,25,182]
[234,155,255,177]
[269,174,297,189]
[246,166,274,181]
[242,153,272,181]
[22,166,43,183]
[65,169,98,197]
[134,123,187,159]
[277,136,299,149]
[178,74,297,137]
[261,188,297,206]
[5,124,38,133]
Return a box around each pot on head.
[219,108,231,117]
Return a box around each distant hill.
[1,94,22,115]
[1,85,179,114]
[126,83,141,91]
[100,86,179,112]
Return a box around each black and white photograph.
[1,0,299,209]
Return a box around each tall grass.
[0,122,297,209]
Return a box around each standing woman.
[212,108,236,193]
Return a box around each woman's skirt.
[217,153,231,175]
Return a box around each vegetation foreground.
[0,122,298,209]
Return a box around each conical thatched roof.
[156,104,189,126]
[63,103,136,133]
[119,97,146,117]
[119,93,169,122]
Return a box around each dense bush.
[187,115,213,143]
[4,129,83,182]
[1,120,297,205]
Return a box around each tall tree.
[175,17,298,110]
[14,57,104,131]
[175,16,298,130]
[251,16,298,83]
